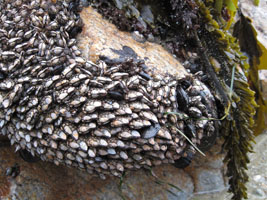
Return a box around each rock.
[192,168,225,193]
[253,175,264,183]
[0,143,227,199]
[118,165,194,200]
[0,5,227,200]
[259,70,267,101]
[77,7,188,79]
[252,188,266,198]
[0,145,222,200]
[246,130,267,200]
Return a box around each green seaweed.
[197,1,260,199]
[214,0,238,29]
[253,0,260,6]
[233,12,267,136]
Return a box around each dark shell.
[141,123,161,139]
[176,86,189,111]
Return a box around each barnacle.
[0,0,219,179]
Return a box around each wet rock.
[0,144,226,200]
[252,188,266,199]
[192,168,225,193]
[246,130,267,200]
[259,70,267,101]
[77,7,187,79]
[119,165,194,200]
[253,175,265,183]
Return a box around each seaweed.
[214,0,238,30]
[253,0,260,6]
[233,12,267,136]
[197,1,260,199]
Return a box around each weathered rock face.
[0,141,226,200]
[77,7,188,79]
[0,1,227,200]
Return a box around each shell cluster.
[0,0,217,178]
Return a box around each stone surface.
[77,7,188,79]
[0,143,226,200]
[259,70,267,101]
[192,168,225,193]
[246,130,267,200]
[191,130,267,200]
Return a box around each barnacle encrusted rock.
[0,0,217,179]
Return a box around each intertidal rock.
[0,0,218,180]
[77,7,188,79]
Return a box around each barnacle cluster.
[0,0,217,178]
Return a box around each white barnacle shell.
[114,104,132,115]
[70,96,87,107]
[111,117,130,127]
[88,149,96,158]
[69,141,79,149]
[78,123,96,134]
[0,79,15,90]
[90,88,107,98]
[83,100,102,113]
[102,100,120,111]
[139,111,158,123]
[62,63,76,77]
[41,95,53,111]
[130,119,151,129]
[79,141,88,152]
[130,102,150,112]
[94,129,111,138]
[157,128,172,140]
[98,112,115,125]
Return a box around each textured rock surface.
[0,5,227,200]
[0,141,227,200]
[259,70,267,101]
[77,7,188,79]
[246,130,267,200]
